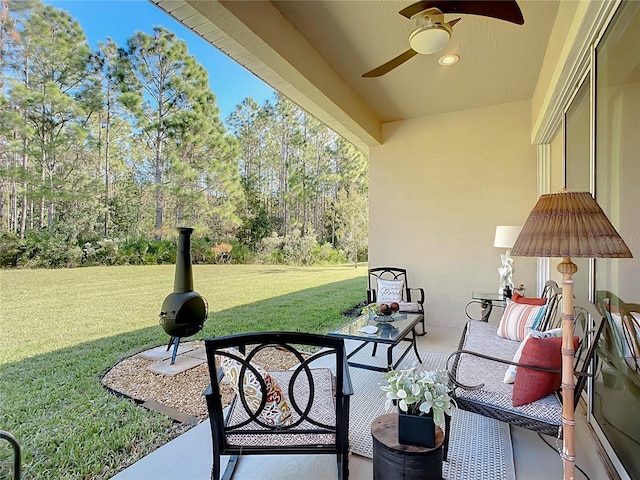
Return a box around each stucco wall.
[369,101,538,328]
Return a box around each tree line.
[0,0,368,267]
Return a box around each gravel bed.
[101,341,304,421]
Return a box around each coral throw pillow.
[513,291,547,306]
[497,302,547,341]
[503,328,563,384]
[219,348,292,426]
[512,335,579,407]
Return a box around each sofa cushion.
[226,369,335,446]
[455,321,563,428]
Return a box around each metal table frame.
[466,292,505,322]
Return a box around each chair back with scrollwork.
[204,332,352,480]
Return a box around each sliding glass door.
[591,2,640,478]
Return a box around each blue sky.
[46,0,275,123]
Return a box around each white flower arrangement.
[380,366,456,426]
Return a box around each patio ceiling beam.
[152,0,382,151]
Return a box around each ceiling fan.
[362,1,525,78]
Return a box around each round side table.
[371,413,444,480]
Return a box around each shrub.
[312,242,347,264]
[0,233,25,268]
[229,240,254,264]
[211,242,233,264]
[17,230,83,268]
[257,232,283,264]
[281,229,317,265]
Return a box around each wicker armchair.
[204,332,352,480]
[446,298,604,438]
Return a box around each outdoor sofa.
[446,282,604,437]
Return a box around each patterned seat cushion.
[225,368,336,447]
[455,321,562,426]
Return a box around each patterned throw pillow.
[219,348,292,426]
[376,279,404,304]
[497,302,547,341]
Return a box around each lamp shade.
[511,191,632,258]
[494,226,522,249]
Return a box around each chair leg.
[443,413,451,462]
[338,451,349,480]
[417,316,427,336]
[211,457,220,480]
[221,455,239,480]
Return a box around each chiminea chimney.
[159,227,207,364]
[173,226,194,293]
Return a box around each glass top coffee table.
[329,312,423,372]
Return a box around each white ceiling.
[152,0,560,149]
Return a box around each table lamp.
[494,226,522,296]
[511,190,632,480]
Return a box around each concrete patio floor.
[112,324,613,480]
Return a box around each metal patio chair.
[367,267,426,335]
[204,332,352,480]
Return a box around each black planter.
[398,412,435,448]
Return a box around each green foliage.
[0,233,25,267]
[238,197,275,249]
[333,187,368,267]
[0,264,366,479]
[17,228,83,268]
[1,1,368,266]
[0,230,349,268]
[256,230,346,266]
[228,240,255,264]
[312,242,347,265]
[257,232,285,264]
[281,228,317,265]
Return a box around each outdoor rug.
[347,346,516,480]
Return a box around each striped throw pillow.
[497,302,547,341]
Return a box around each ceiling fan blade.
[362,49,419,78]
[448,18,461,27]
[399,1,524,25]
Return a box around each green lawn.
[0,264,367,479]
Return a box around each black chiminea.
[160,227,207,364]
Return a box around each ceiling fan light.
[438,54,459,66]
[409,25,450,54]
